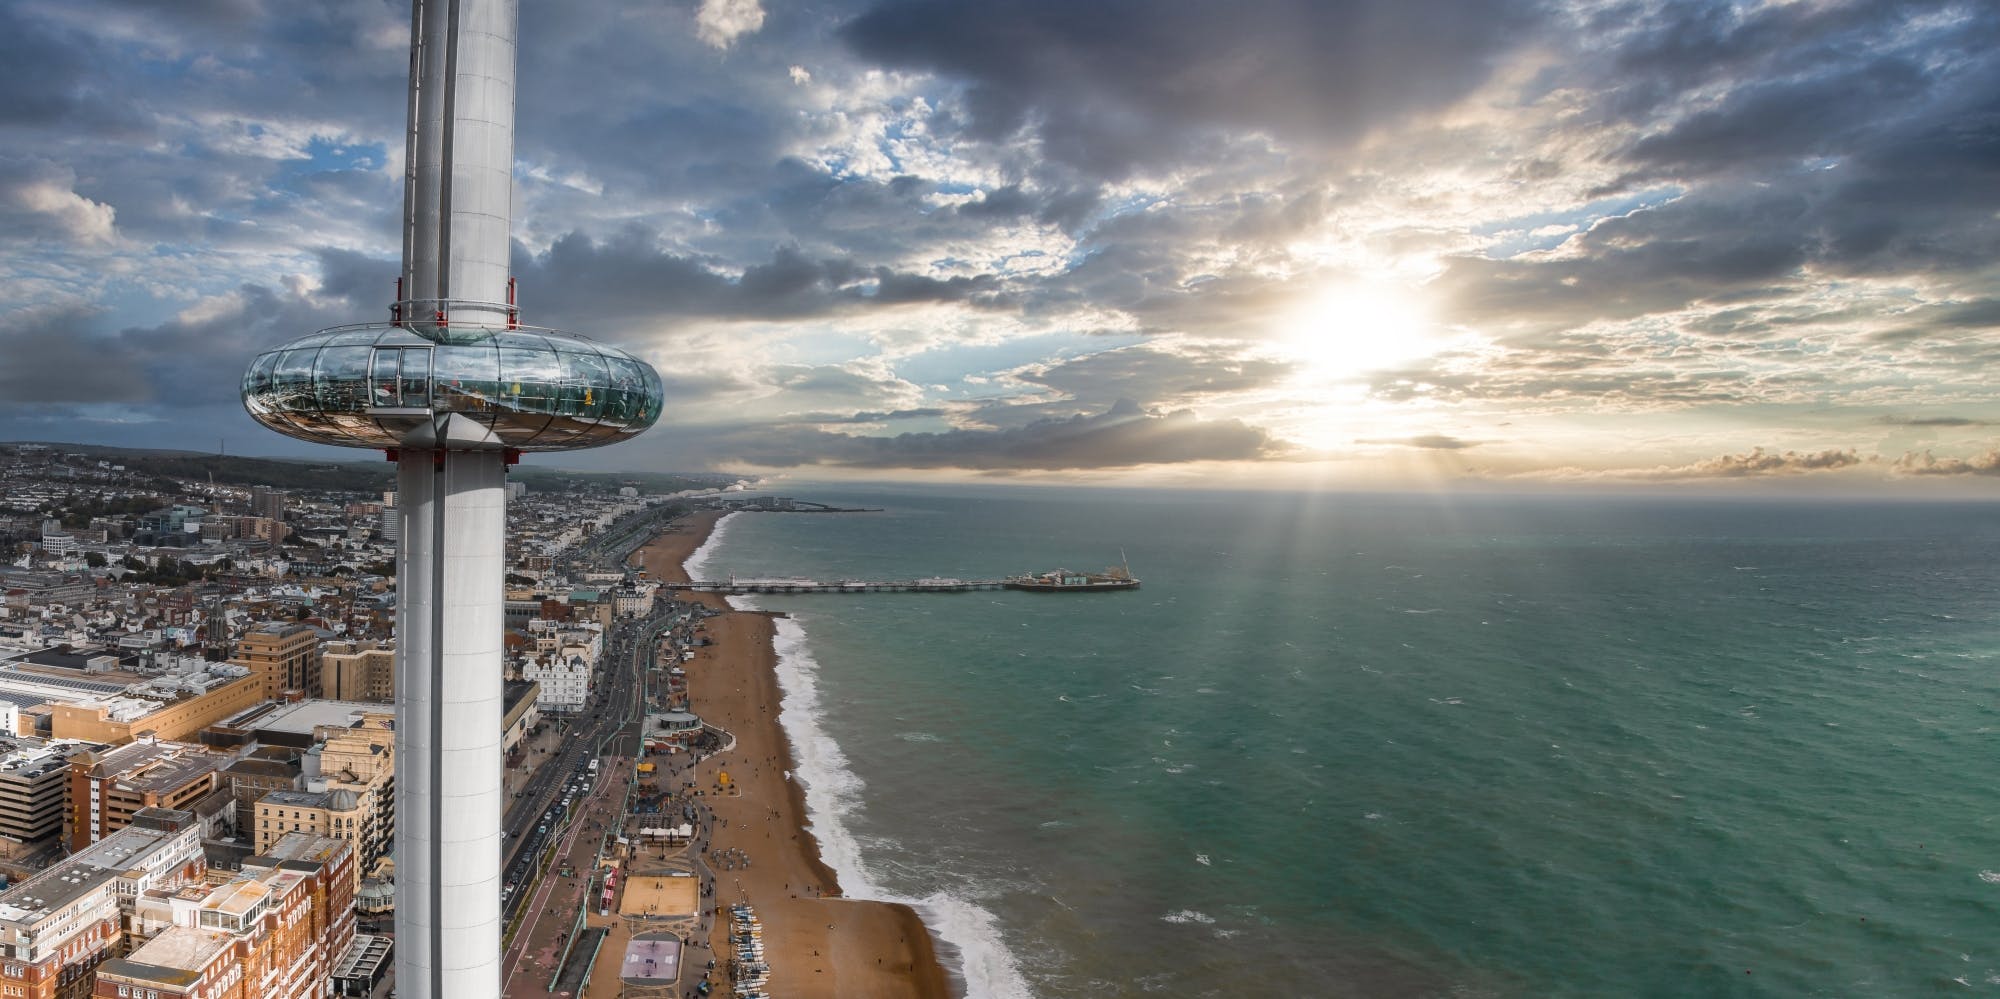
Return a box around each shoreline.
[640,509,953,998]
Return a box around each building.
[312,714,394,871]
[235,1,662,991]
[0,807,204,999]
[611,586,654,618]
[522,654,590,713]
[65,742,223,851]
[0,738,101,848]
[501,681,540,757]
[95,832,355,999]
[219,755,300,840]
[249,487,287,525]
[318,641,393,703]
[47,673,265,746]
[202,702,396,871]
[229,622,320,699]
[252,789,365,859]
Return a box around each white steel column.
[403,0,518,330]
[396,447,505,999]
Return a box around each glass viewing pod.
[242,323,664,451]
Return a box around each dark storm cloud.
[508,231,1013,332]
[840,0,1541,174]
[0,306,152,404]
[1435,187,1813,330]
[1870,298,2000,344]
[0,270,374,413]
[1656,447,1864,479]
[1357,435,1484,451]
[1016,346,1294,404]
[1876,415,1986,428]
[785,408,949,425]
[1431,1,2000,351]
[0,5,109,129]
[700,398,1280,470]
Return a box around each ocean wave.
[1161,909,1216,925]
[766,614,1033,999]
[681,510,741,579]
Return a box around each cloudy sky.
[3,0,1998,490]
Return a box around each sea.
[681,486,2000,998]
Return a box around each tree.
[84,552,106,568]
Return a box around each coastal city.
[0,442,935,998]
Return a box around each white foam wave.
[1979,870,2000,885]
[765,614,1033,999]
[680,511,741,579]
[1161,909,1215,925]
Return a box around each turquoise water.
[688,487,2000,997]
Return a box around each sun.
[1279,283,1440,382]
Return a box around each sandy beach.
[639,510,952,998]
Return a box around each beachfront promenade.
[668,578,1005,594]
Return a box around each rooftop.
[257,831,349,868]
[242,698,387,737]
[0,808,193,922]
[121,925,232,973]
[86,740,220,792]
[260,788,331,809]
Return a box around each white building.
[522,654,590,712]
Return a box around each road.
[499,602,689,926]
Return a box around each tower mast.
[240,3,663,995]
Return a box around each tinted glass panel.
[559,350,609,420]
[434,341,501,413]
[273,349,320,412]
[398,348,431,406]
[370,349,401,407]
[314,346,373,413]
[499,340,563,415]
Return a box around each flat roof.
[259,789,330,809]
[333,934,393,979]
[247,699,387,736]
[0,818,187,922]
[201,878,270,917]
[92,742,219,792]
[124,926,232,972]
[258,832,347,867]
[619,935,681,984]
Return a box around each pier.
[665,578,1003,594]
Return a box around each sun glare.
[1280,284,1439,382]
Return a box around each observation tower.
[241,1,661,995]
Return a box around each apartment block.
[65,743,223,852]
[0,739,99,848]
[0,808,204,999]
[316,642,392,703]
[229,623,320,700]
[94,832,354,999]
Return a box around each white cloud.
[694,0,764,50]
[10,174,117,245]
